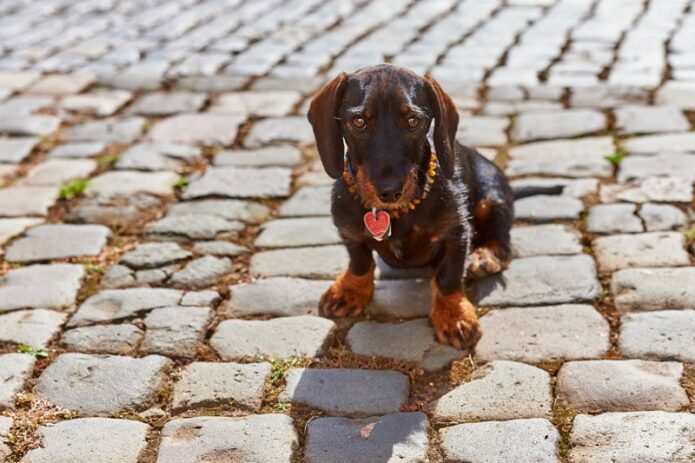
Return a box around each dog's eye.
[407,117,421,128]
[351,117,366,129]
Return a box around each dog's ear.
[308,72,348,179]
[425,74,459,178]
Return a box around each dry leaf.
[360,421,377,439]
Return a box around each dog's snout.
[377,181,403,203]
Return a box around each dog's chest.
[371,224,441,267]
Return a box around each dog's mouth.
[354,166,419,213]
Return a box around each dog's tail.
[512,184,564,200]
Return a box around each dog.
[307,64,514,350]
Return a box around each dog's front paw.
[319,269,374,318]
[466,246,506,280]
[430,290,481,350]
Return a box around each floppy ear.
[425,74,459,178]
[307,72,348,179]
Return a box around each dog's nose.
[377,182,403,203]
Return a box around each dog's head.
[308,64,459,211]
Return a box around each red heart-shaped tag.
[364,210,390,240]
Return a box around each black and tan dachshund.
[307,64,515,350]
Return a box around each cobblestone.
[35,353,171,416]
[211,316,335,360]
[593,232,690,273]
[569,412,695,463]
[156,415,298,463]
[0,309,67,347]
[432,360,552,422]
[611,267,695,312]
[556,360,689,412]
[280,368,409,416]
[440,419,560,463]
[474,255,601,307]
[0,353,35,408]
[305,412,429,463]
[226,277,330,317]
[476,305,610,363]
[619,310,695,362]
[20,418,150,463]
[171,362,271,411]
[5,224,110,263]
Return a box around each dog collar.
[342,151,438,239]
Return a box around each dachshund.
[307,64,515,349]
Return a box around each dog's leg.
[468,198,513,279]
[319,241,375,318]
[431,235,482,349]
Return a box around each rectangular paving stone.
[0,136,37,162]
[128,91,207,116]
[622,132,695,154]
[640,204,687,232]
[226,277,331,317]
[0,186,57,217]
[278,185,332,217]
[245,116,315,147]
[255,217,340,248]
[168,256,231,288]
[506,153,612,178]
[183,166,292,199]
[556,360,688,413]
[34,353,171,416]
[509,136,615,159]
[600,177,693,203]
[512,177,599,199]
[432,360,552,422]
[146,214,243,241]
[280,368,410,416]
[0,353,35,409]
[511,224,583,257]
[0,309,67,348]
[0,71,40,91]
[347,318,465,371]
[250,245,349,279]
[210,316,335,360]
[48,142,105,158]
[22,158,96,186]
[167,199,269,223]
[209,90,302,117]
[615,105,690,135]
[0,115,60,136]
[514,195,584,221]
[440,418,560,463]
[618,153,695,183]
[143,306,211,359]
[64,117,145,144]
[5,224,111,263]
[593,232,690,273]
[366,279,431,319]
[214,145,302,167]
[569,411,695,463]
[511,109,607,142]
[69,288,183,326]
[87,171,179,196]
[60,89,132,116]
[60,324,144,355]
[148,113,245,145]
[612,267,695,312]
[26,73,95,95]
[619,310,695,362]
[0,217,42,245]
[305,412,429,463]
[171,361,271,411]
[157,415,298,463]
[473,255,601,307]
[20,418,150,463]
[587,204,643,234]
[656,81,695,109]
[475,305,610,363]
[0,264,84,311]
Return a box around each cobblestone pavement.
[1,0,695,462]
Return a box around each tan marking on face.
[355,165,419,214]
